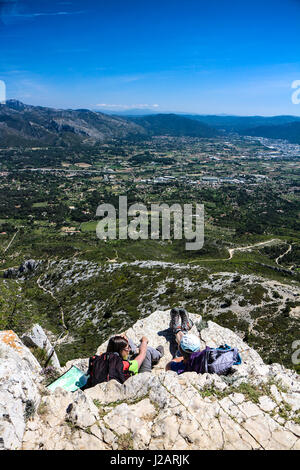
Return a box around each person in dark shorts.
[166,307,201,374]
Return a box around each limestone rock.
[0,331,42,450]
[21,324,60,369]
[2,309,299,451]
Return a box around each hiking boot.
[169,308,182,334]
[152,345,164,366]
[179,308,194,332]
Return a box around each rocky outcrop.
[1,310,300,450]
[3,259,37,279]
[0,331,42,450]
[34,258,300,369]
[21,324,60,369]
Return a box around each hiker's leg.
[139,346,162,373]
[175,331,184,346]
[174,331,184,357]
[147,345,162,363]
[138,348,153,373]
[179,308,194,332]
[127,337,139,355]
[170,307,181,334]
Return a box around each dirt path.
[3,230,19,253]
[248,278,299,335]
[191,238,281,263]
[227,238,280,260]
[275,244,292,266]
[0,264,19,272]
[36,262,69,344]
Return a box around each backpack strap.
[122,360,132,381]
[204,347,210,373]
[216,344,232,351]
[82,354,98,390]
[233,352,242,365]
[88,355,97,379]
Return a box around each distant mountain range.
[0,101,218,147]
[0,100,300,147]
[128,113,219,138]
[184,115,300,144]
[123,112,300,144]
[239,121,300,144]
[184,114,300,132]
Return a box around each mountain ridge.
[0,101,218,147]
[129,113,219,138]
[1,101,300,146]
[0,100,147,147]
[240,121,300,144]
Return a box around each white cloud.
[96,103,159,110]
[3,10,86,19]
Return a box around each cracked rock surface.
[1,310,299,450]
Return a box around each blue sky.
[1,0,300,115]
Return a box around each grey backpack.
[206,345,241,375]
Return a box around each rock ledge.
[1,310,299,450]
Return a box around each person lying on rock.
[166,307,202,374]
[166,332,202,374]
[165,308,241,376]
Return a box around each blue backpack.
[186,344,242,376]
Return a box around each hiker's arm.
[134,337,148,368]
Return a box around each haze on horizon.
[1,0,300,116]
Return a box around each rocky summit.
[1,310,299,450]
